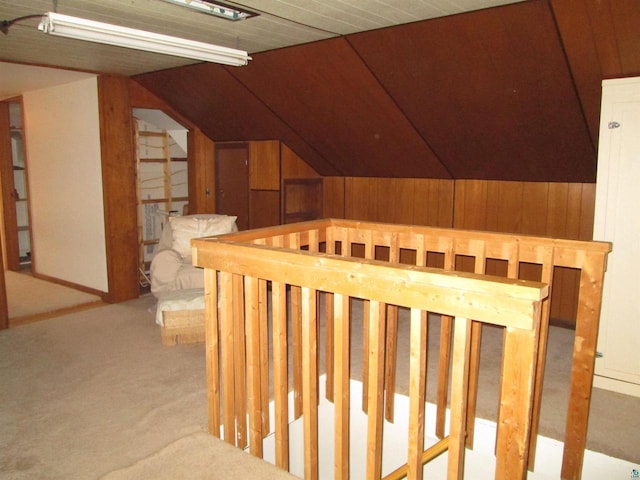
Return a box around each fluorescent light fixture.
[159,0,258,21]
[37,12,251,66]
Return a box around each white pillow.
[169,214,238,258]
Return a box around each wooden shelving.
[135,123,188,286]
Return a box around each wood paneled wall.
[325,177,595,324]
[343,177,455,227]
[453,180,595,240]
[98,76,139,303]
[453,180,596,323]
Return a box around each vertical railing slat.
[233,273,247,449]
[465,239,487,448]
[366,300,387,480]
[302,286,319,480]
[287,232,304,420]
[447,316,472,480]
[384,232,400,422]
[259,278,270,436]
[324,227,342,402]
[291,286,303,419]
[272,279,289,470]
[407,307,428,480]
[361,229,374,413]
[204,268,220,437]
[334,292,350,480]
[436,238,455,439]
[307,229,321,411]
[244,275,263,457]
[218,270,236,445]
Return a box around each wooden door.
[215,142,249,231]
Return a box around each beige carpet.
[0,295,294,480]
[0,294,638,480]
[342,300,640,465]
[102,432,296,480]
[5,270,102,319]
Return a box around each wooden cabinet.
[215,140,322,230]
[249,140,280,229]
[282,178,323,224]
[593,77,640,397]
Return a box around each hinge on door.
[608,121,621,129]
[595,351,604,358]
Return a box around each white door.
[593,77,640,396]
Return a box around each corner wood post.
[494,301,542,480]
[561,252,607,480]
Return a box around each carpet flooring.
[0,295,294,480]
[0,294,638,480]
[5,270,102,320]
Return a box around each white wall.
[22,77,108,292]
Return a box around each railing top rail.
[327,219,611,254]
[206,218,610,252]
[199,218,610,271]
[193,238,548,330]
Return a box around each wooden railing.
[193,218,611,480]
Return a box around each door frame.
[1,97,33,272]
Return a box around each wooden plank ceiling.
[133,0,640,182]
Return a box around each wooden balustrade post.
[561,252,607,480]
[495,306,541,480]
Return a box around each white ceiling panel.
[0,0,523,96]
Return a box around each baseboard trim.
[594,375,640,398]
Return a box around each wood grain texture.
[134,0,640,183]
[344,177,455,227]
[195,219,608,479]
[97,75,139,302]
[250,140,280,190]
[453,180,596,324]
[188,129,215,213]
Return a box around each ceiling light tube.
[38,12,251,66]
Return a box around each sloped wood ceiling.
[134,0,640,182]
